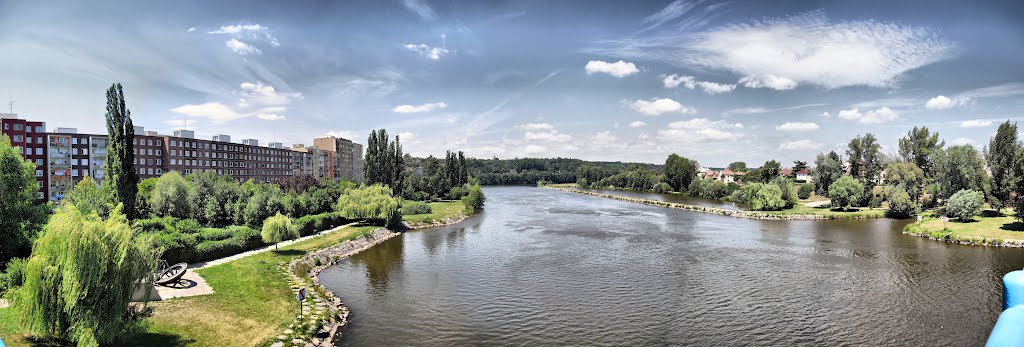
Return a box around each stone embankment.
[545,186,878,221]
[403,213,468,230]
[273,228,400,347]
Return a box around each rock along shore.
[544,186,881,221]
[276,228,400,347]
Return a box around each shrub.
[652,182,672,194]
[0,257,26,296]
[686,178,702,196]
[697,179,728,200]
[946,189,984,221]
[828,175,864,210]
[401,201,433,215]
[194,227,263,262]
[150,231,198,264]
[294,212,349,236]
[198,227,235,242]
[536,180,552,187]
[886,188,919,218]
[337,184,402,229]
[797,184,814,199]
[262,212,298,249]
[12,205,157,346]
[447,186,469,200]
[175,218,202,234]
[770,177,797,208]
[746,183,786,211]
[134,216,177,233]
[461,184,486,214]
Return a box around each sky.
[1,0,1023,166]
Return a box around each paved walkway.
[805,200,832,208]
[190,221,364,269]
[0,299,8,308]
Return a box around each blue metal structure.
[987,270,1024,347]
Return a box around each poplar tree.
[104,83,139,220]
[363,129,404,192]
[985,121,1020,211]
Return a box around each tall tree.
[813,151,843,196]
[792,160,808,174]
[664,154,697,192]
[1013,149,1024,222]
[985,121,1020,211]
[898,126,944,177]
[0,134,47,265]
[884,162,925,202]
[759,160,782,182]
[933,145,987,199]
[847,134,883,199]
[457,151,468,185]
[363,129,404,192]
[104,83,139,220]
[727,161,747,172]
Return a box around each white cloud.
[836,107,898,124]
[629,121,647,128]
[667,118,742,130]
[225,39,260,56]
[776,122,819,131]
[628,98,696,116]
[820,112,831,118]
[402,0,439,21]
[925,95,970,109]
[209,24,279,46]
[186,27,196,32]
[738,75,797,90]
[523,144,547,154]
[960,119,993,128]
[951,137,976,146]
[325,130,358,140]
[520,123,554,130]
[524,130,572,142]
[398,132,417,142]
[591,131,619,145]
[586,10,955,89]
[404,43,450,60]
[255,113,285,121]
[170,102,242,123]
[957,82,1024,99]
[585,60,639,78]
[662,74,736,94]
[238,82,302,105]
[779,139,824,151]
[723,103,828,116]
[393,102,448,113]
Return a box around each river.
[319,186,1024,346]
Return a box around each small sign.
[941,216,949,223]
[917,215,923,222]
[296,287,307,302]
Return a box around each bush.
[446,186,469,200]
[0,257,26,296]
[797,184,814,199]
[262,212,298,249]
[294,212,349,236]
[946,189,984,221]
[733,183,786,211]
[198,227,235,242]
[175,218,202,234]
[461,184,486,214]
[770,177,797,209]
[828,175,864,210]
[194,227,263,262]
[401,201,433,215]
[697,179,728,200]
[652,182,672,194]
[686,178,702,196]
[886,188,919,218]
[134,216,177,233]
[151,231,198,264]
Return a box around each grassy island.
[904,213,1024,246]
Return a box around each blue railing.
[987,270,1024,346]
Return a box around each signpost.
[297,287,307,317]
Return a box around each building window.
[72,169,79,177]
[35,170,42,177]
[156,168,162,175]
[34,148,41,155]
[35,159,42,166]
[72,138,77,145]
[35,126,44,132]
[13,124,23,131]
[13,135,23,142]
[147,139,153,146]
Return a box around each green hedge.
[294,212,350,237]
[198,227,235,242]
[194,227,263,262]
[401,201,432,215]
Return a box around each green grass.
[0,307,29,347]
[402,201,464,225]
[755,203,887,218]
[905,213,1024,245]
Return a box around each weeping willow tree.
[261,212,298,250]
[12,204,158,347]
[336,184,402,229]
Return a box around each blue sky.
[1,0,1023,166]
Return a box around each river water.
[320,186,1024,346]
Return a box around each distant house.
[720,169,737,183]
[796,169,812,182]
[781,167,793,177]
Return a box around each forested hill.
[464,157,661,185]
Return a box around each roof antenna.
[8,97,14,114]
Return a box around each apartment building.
[291,144,335,180]
[164,132,292,184]
[313,136,363,183]
[1,113,47,200]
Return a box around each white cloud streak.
[585,60,639,77]
[628,98,696,116]
[393,102,448,113]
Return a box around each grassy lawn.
[906,213,1024,245]
[756,203,887,219]
[0,307,29,347]
[402,201,464,225]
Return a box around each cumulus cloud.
[629,121,647,128]
[524,130,572,142]
[820,112,830,118]
[238,82,302,105]
[662,74,736,94]
[170,102,242,123]
[925,95,970,109]
[393,102,448,113]
[255,113,285,121]
[776,122,819,131]
[628,98,696,116]
[225,38,260,56]
[960,119,993,128]
[837,107,898,124]
[951,137,976,146]
[585,60,639,77]
[591,131,619,145]
[520,123,554,130]
[524,144,547,154]
[586,9,955,89]
[404,43,450,60]
[779,139,824,151]
[657,117,743,142]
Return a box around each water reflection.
[320,186,1024,346]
